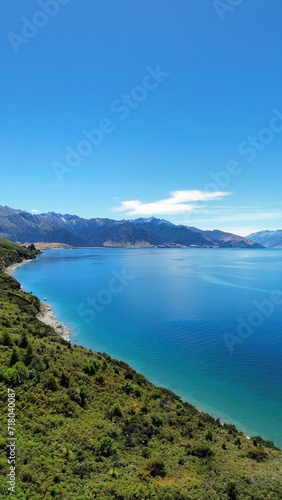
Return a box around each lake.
[14,248,282,447]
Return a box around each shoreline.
[5,259,71,342]
[36,302,71,342]
[5,258,35,276]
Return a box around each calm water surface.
[14,248,282,447]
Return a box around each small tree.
[45,375,57,391]
[24,344,33,365]
[95,436,117,457]
[1,331,13,347]
[79,387,87,408]
[83,359,99,375]
[205,430,213,441]
[60,372,70,388]
[111,403,123,418]
[19,331,28,348]
[9,347,20,367]
[5,362,29,386]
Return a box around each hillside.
[247,230,282,248]
[0,206,262,249]
[0,237,39,271]
[0,238,281,499]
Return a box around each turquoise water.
[14,248,282,447]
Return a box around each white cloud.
[31,208,40,213]
[114,190,230,216]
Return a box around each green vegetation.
[0,238,281,499]
[0,238,39,270]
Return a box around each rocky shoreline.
[6,259,71,342]
[36,303,71,342]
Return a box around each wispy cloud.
[114,190,230,216]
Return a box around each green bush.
[226,482,239,500]
[234,437,241,448]
[110,403,123,418]
[205,430,213,441]
[151,415,163,428]
[9,346,20,367]
[82,359,99,375]
[5,361,29,386]
[122,381,141,397]
[45,375,57,391]
[246,448,268,462]
[19,331,29,348]
[187,446,214,459]
[95,436,117,457]
[149,389,162,400]
[0,331,13,347]
[144,459,166,478]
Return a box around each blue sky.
[1,0,282,236]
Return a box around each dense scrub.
[0,238,39,270]
[0,239,281,499]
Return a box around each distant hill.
[0,206,262,248]
[247,230,282,248]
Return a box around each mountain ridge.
[247,229,282,248]
[0,205,262,249]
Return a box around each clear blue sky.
[1,0,282,235]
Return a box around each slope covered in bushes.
[0,237,39,270]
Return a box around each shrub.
[187,446,214,458]
[5,362,29,386]
[9,347,20,367]
[79,387,87,408]
[95,436,117,457]
[60,372,70,388]
[226,482,239,500]
[24,344,33,365]
[110,403,123,418]
[246,448,268,462]
[205,430,213,441]
[144,459,166,478]
[45,375,57,391]
[149,389,162,400]
[19,331,28,348]
[234,437,241,448]
[151,415,163,428]
[122,381,141,397]
[1,331,13,347]
[82,359,99,375]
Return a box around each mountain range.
[0,205,262,248]
[247,230,282,248]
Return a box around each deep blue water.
[14,248,282,447]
